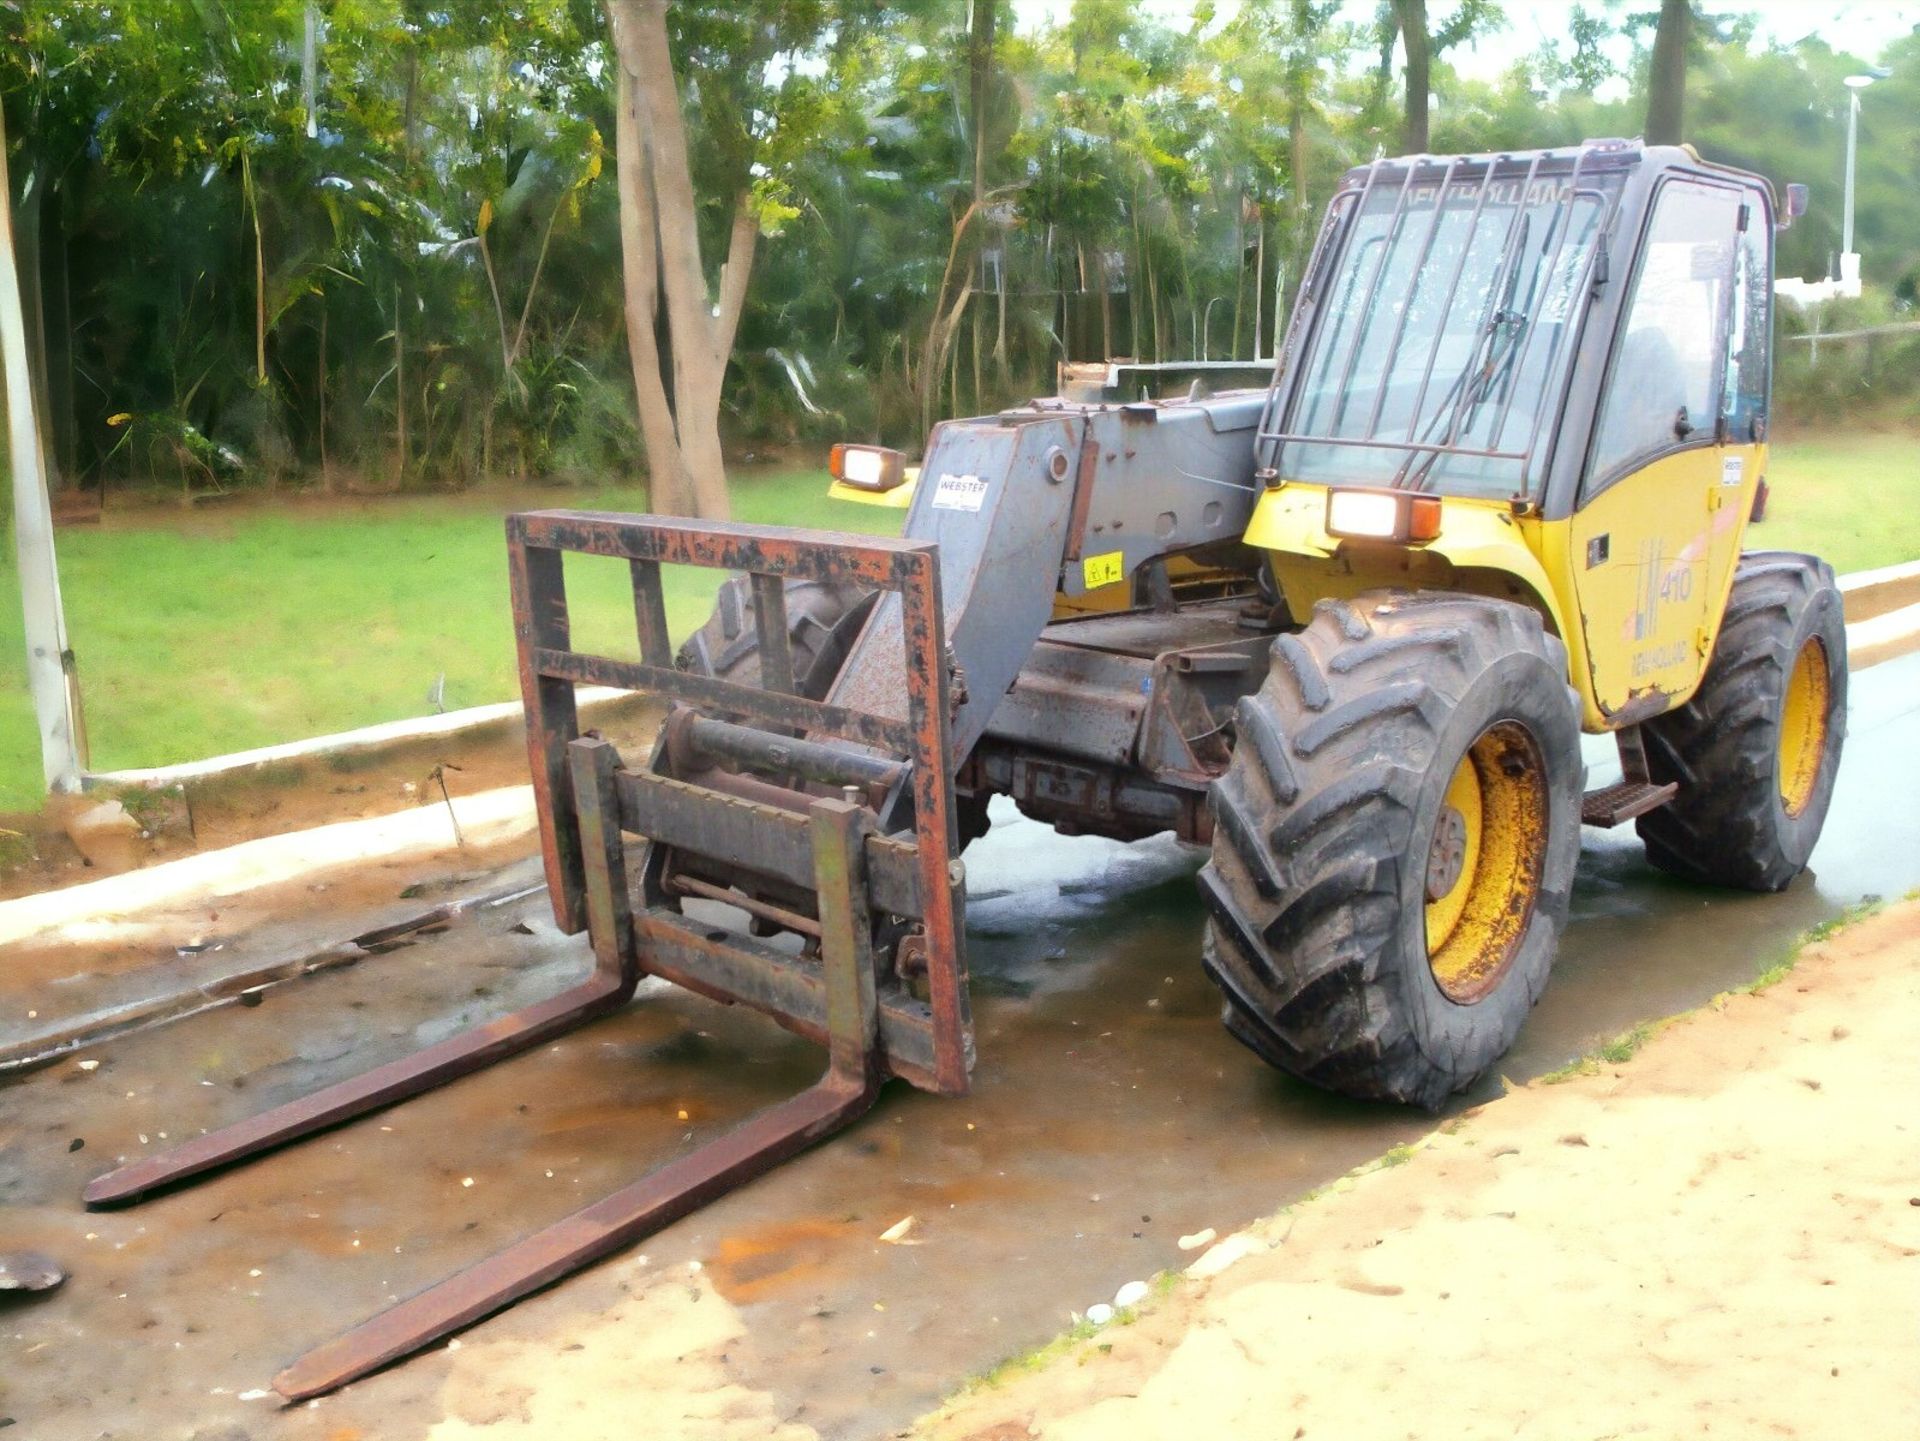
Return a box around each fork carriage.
[89,512,975,1398]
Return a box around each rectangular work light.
[830,443,908,492]
[1325,487,1442,544]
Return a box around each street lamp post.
[1837,68,1892,295]
[1842,74,1874,261]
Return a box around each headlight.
[1325,488,1442,543]
[830,443,907,492]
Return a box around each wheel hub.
[1424,722,1549,1004]
[1425,805,1468,901]
[1777,637,1831,818]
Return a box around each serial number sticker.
[1082,550,1125,589]
[930,472,989,512]
[1721,454,1745,488]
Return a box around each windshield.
[1268,159,1624,500]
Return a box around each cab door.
[1568,175,1760,721]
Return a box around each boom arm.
[826,392,1269,771]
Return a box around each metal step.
[1581,779,1678,827]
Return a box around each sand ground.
[8,895,1915,1441]
[917,899,1920,1441]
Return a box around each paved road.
[3,650,1915,1441]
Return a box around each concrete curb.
[1839,558,1920,625]
[0,784,539,950]
[82,686,643,791]
[1847,601,1920,670]
[1840,556,1920,669]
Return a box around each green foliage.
[1773,294,1920,426]
[1,2,1917,491]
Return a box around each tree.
[1384,0,1501,153]
[604,0,745,519]
[1212,1,1355,352]
[2,0,1913,500]
[1645,0,1691,144]
[970,0,1003,396]
[604,0,851,516]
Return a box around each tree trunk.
[1252,213,1265,359]
[605,0,743,521]
[969,0,997,399]
[610,57,691,514]
[1055,223,1072,365]
[244,151,267,387]
[1393,0,1431,153]
[1231,190,1247,359]
[995,260,1008,376]
[317,299,330,493]
[916,196,984,433]
[1058,245,1071,363]
[1096,244,1112,360]
[1371,7,1401,136]
[392,281,407,484]
[1146,246,1161,364]
[397,53,415,486]
[1645,0,1690,145]
[1288,52,1313,318]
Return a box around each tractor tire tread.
[1634,552,1846,893]
[1201,589,1581,1109]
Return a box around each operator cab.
[1257,138,1774,520]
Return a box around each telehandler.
[88,139,1846,1396]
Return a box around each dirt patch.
[918,900,1920,1441]
[0,695,661,903]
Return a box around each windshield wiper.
[1393,213,1534,493]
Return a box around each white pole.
[1842,87,1859,260]
[0,106,86,794]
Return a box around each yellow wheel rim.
[1423,722,1549,1003]
[1777,637,1831,818]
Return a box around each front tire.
[1635,552,1847,891]
[1199,592,1583,1109]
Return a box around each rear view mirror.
[1779,182,1809,229]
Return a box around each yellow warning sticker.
[1082,550,1125,589]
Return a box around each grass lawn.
[0,468,895,811]
[1759,428,1920,576]
[1,427,1914,813]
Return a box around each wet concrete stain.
[2,650,1915,1441]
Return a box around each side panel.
[1559,441,1762,719]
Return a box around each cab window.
[1723,218,1770,440]
[1586,178,1742,490]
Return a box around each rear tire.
[1635,552,1846,892]
[678,575,994,847]
[1199,592,1583,1109]
[677,574,876,699]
